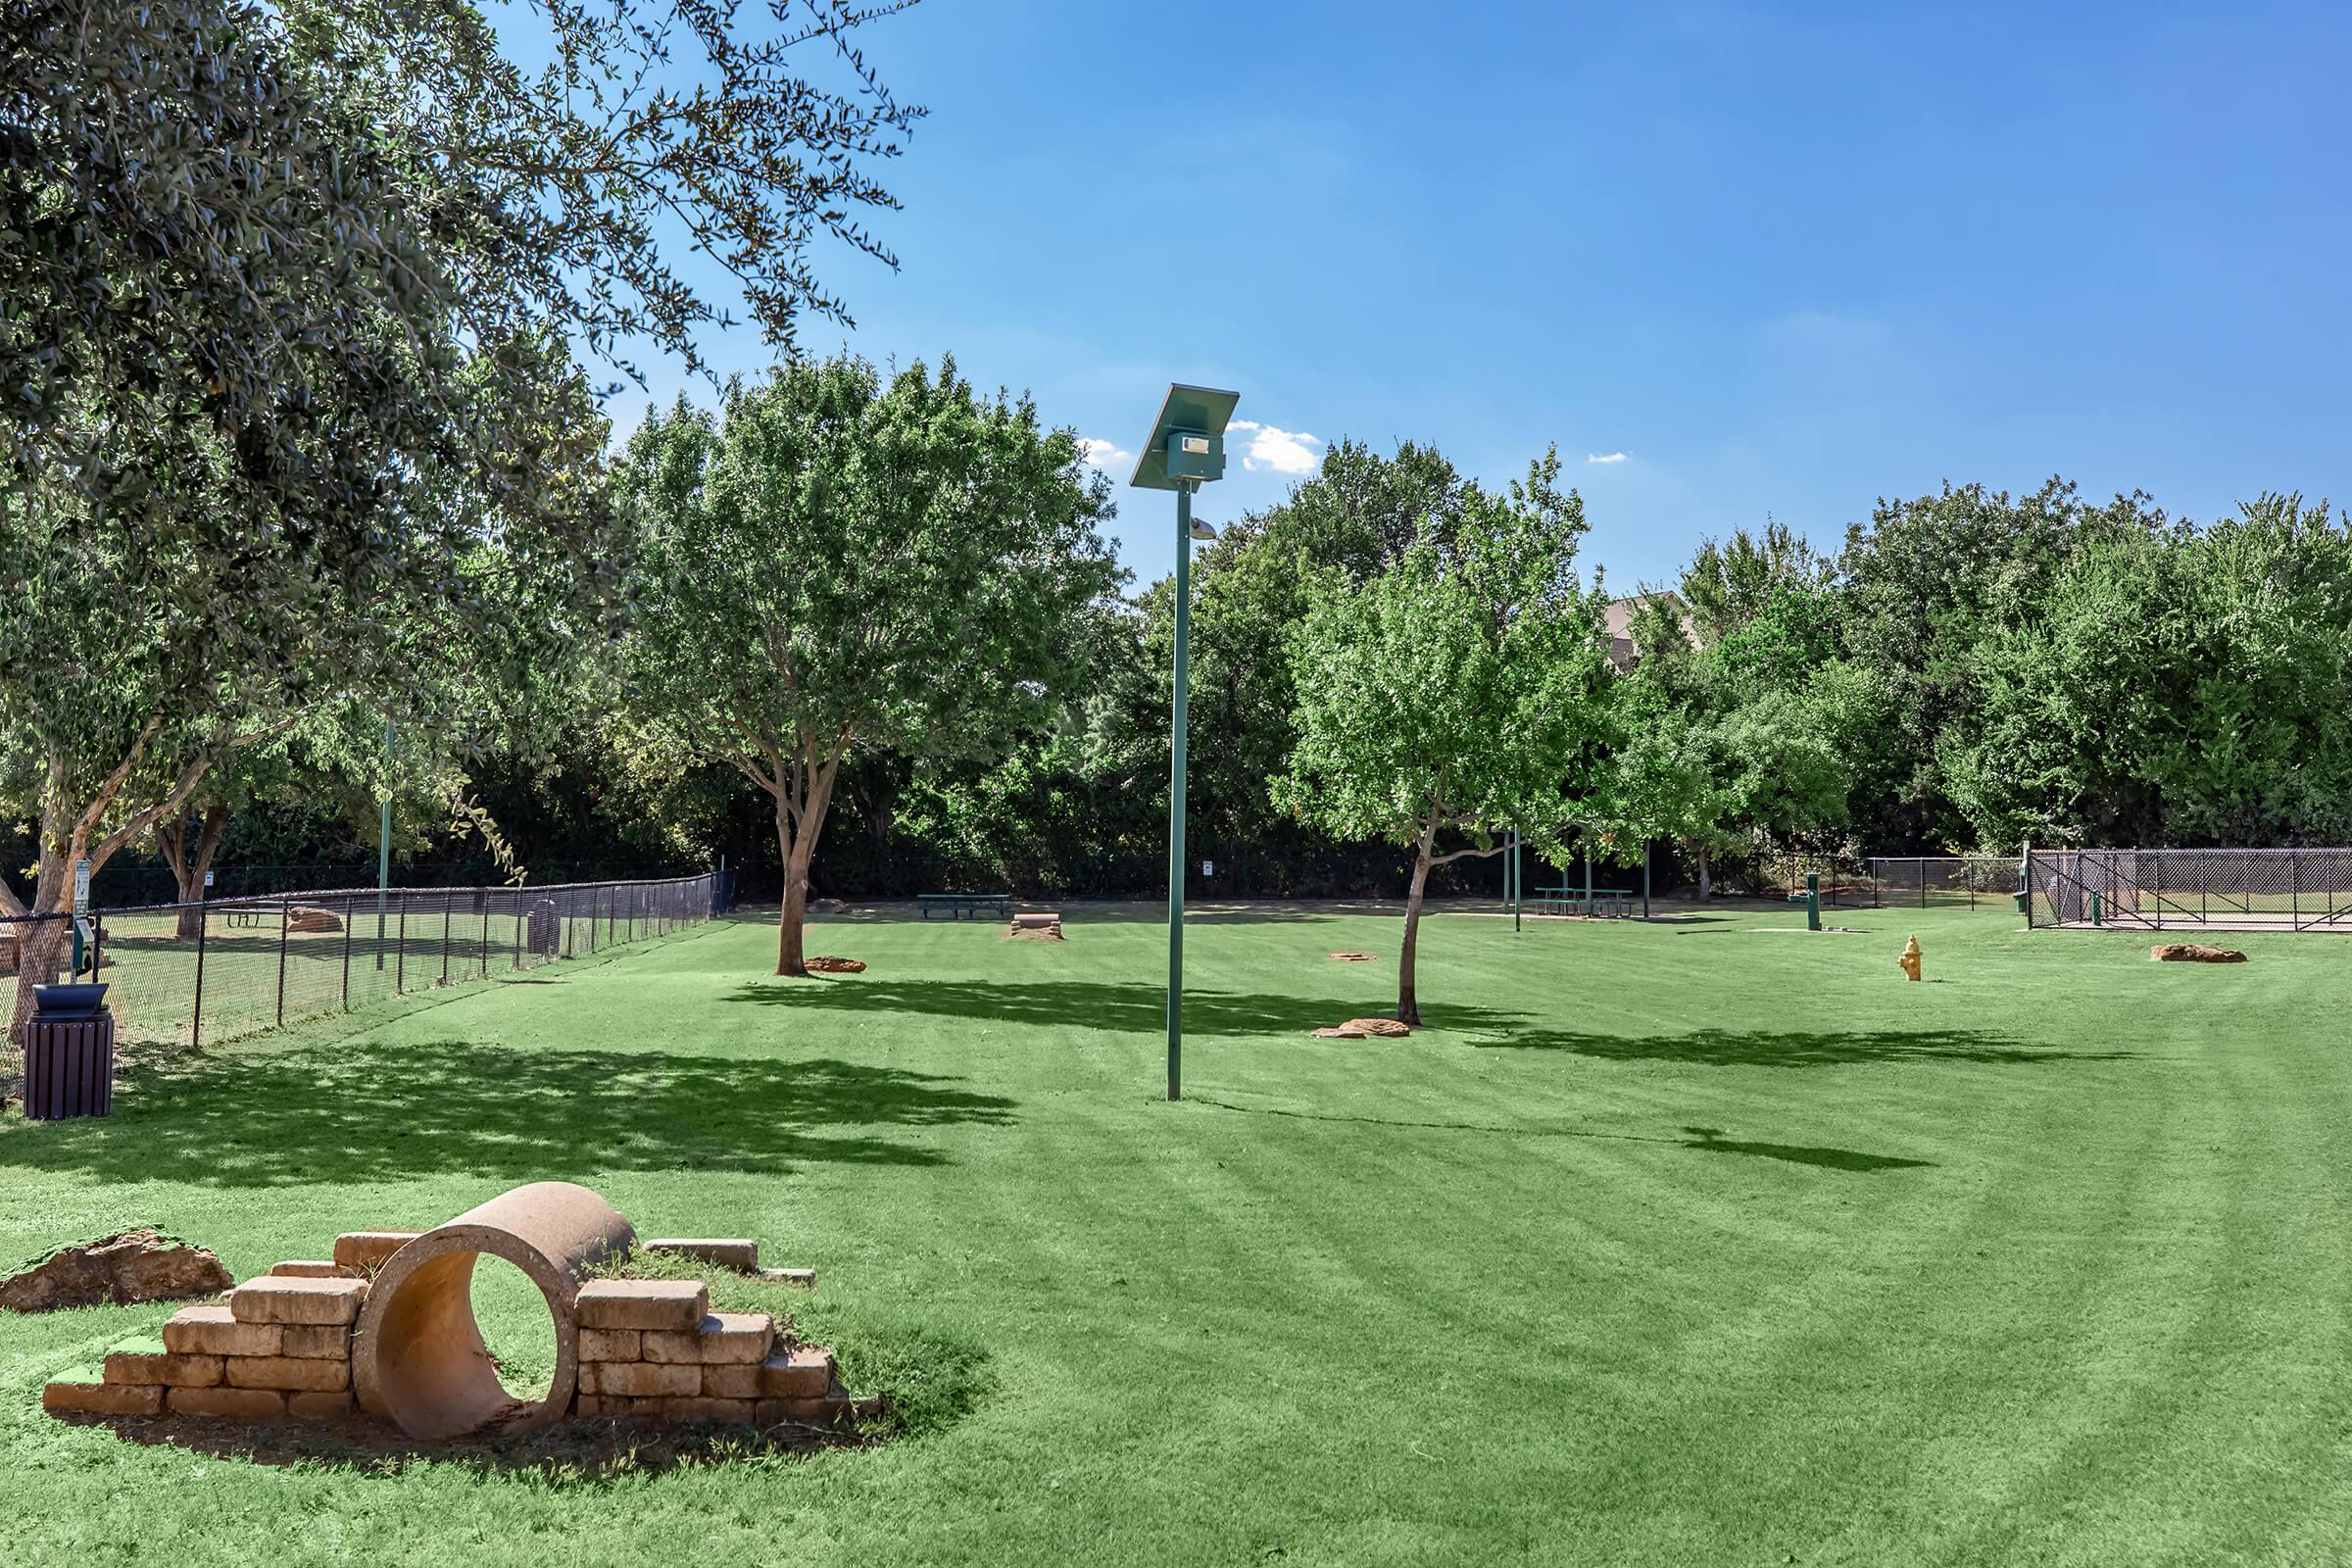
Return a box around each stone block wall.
[42,1229,860,1436]
[572,1277,859,1426]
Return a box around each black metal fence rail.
[4,873,726,1082]
[1770,855,2023,909]
[2027,848,2352,932]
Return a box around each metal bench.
[917,892,1013,921]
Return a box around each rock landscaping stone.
[643,1311,772,1365]
[583,1359,699,1398]
[104,1341,223,1388]
[162,1303,280,1357]
[760,1266,817,1288]
[579,1328,641,1362]
[760,1346,836,1398]
[168,1386,287,1419]
[287,1391,356,1420]
[1312,1017,1412,1039]
[279,1323,354,1358]
[331,1231,420,1271]
[229,1275,367,1326]
[1,1229,233,1312]
[44,1376,165,1417]
[226,1355,350,1392]
[268,1260,349,1279]
[285,906,342,934]
[575,1277,708,1331]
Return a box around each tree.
[273,0,923,380]
[615,355,1121,975]
[1,0,622,1034]
[1274,451,1614,1026]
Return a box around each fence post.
[2291,849,2300,928]
[340,900,353,1011]
[477,891,489,979]
[441,897,452,987]
[190,900,208,1051]
[395,894,408,994]
[512,892,522,971]
[275,898,290,1028]
[2023,843,2034,930]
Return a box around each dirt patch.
[2152,943,2247,963]
[805,956,866,974]
[2,1230,232,1313]
[1311,1017,1412,1040]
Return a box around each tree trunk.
[8,855,71,1047]
[167,805,230,939]
[1396,813,1441,1028]
[1695,841,1713,901]
[772,756,843,978]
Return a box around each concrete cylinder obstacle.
[352,1181,636,1440]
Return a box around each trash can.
[525,899,562,958]
[2013,889,2030,917]
[24,983,114,1120]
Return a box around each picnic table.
[918,892,1013,921]
[1529,886,1636,917]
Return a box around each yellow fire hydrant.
[1898,935,1923,982]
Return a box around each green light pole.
[376,720,392,970]
[1130,384,1239,1102]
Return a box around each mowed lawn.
[3,899,2349,1565]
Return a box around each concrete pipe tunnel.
[353,1182,637,1440]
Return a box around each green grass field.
[4,901,2348,1565]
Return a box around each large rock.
[1,1229,233,1313]
[286,906,343,934]
[2152,943,2248,963]
[1311,1017,1412,1040]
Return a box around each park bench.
[1530,886,1636,917]
[918,892,1013,921]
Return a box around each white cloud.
[1586,451,1630,465]
[1078,437,1132,473]
[1228,418,1324,476]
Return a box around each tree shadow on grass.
[721,977,1533,1040]
[1188,1099,1933,1174]
[1677,1126,1933,1172]
[0,1038,1016,1189]
[1480,1026,2137,1068]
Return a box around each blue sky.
[612,1,2352,593]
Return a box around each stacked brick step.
[43,1272,367,1420]
[574,1278,859,1427]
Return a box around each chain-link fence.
[2027,848,2352,931]
[4,872,728,1083]
[1767,855,2023,910]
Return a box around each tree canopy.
[614,354,1121,974]
[1274,451,1614,1024]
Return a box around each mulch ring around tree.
[1328,952,1376,962]
[805,956,866,974]
[2151,944,2247,963]
[1311,1017,1412,1040]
